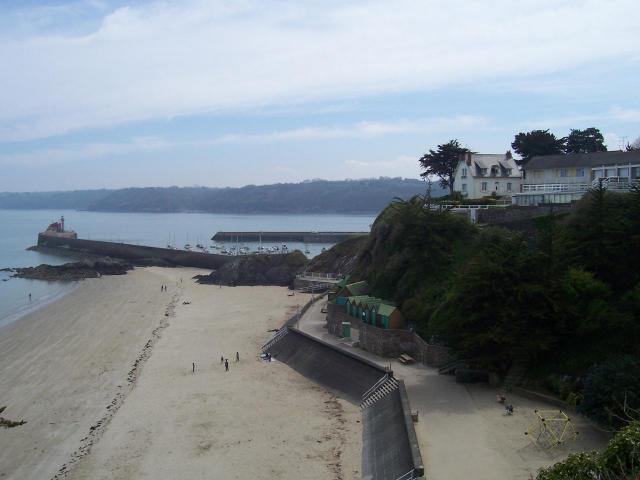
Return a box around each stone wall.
[475,204,573,225]
[327,303,452,367]
[38,234,231,269]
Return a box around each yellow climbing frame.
[525,409,578,449]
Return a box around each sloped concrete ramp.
[362,380,423,480]
[265,327,387,404]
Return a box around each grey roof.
[525,151,640,170]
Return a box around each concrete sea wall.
[263,326,424,479]
[265,327,387,404]
[362,380,423,480]
[37,234,231,270]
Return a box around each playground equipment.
[525,409,578,449]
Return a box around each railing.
[296,271,341,280]
[361,373,390,404]
[439,204,509,210]
[521,183,591,193]
[395,469,418,480]
[521,179,639,193]
[262,326,289,351]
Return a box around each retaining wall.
[264,327,387,404]
[363,380,423,480]
[328,303,452,367]
[37,234,230,269]
[475,204,573,225]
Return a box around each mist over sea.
[0,209,374,327]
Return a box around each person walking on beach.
[192,362,195,373]
[224,359,229,372]
[28,293,32,301]
[236,352,240,362]
[220,356,224,364]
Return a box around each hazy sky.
[1,0,639,192]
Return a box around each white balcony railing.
[521,183,591,193]
[521,178,638,194]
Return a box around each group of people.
[191,352,240,374]
[497,393,514,415]
[160,285,168,292]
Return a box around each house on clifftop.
[452,152,522,199]
[515,150,640,206]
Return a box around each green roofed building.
[333,280,371,305]
[345,295,404,329]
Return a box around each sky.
[0,0,639,192]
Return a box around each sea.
[0,209,375,328]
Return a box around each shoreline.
[0,267,361,480]
[0,279,80,330]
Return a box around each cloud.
[0,114,485,167]
[214,115,487,143]
[523,107,640,131]
[0,136,170,167]
[1,0,639,141]
[344,155,422,179]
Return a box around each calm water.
[0,209,374,326]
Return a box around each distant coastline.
[0,178,442,214]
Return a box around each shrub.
[599,421,640,476]
[536,421,640,479]
[536,452,601,480]
[579,355,640,428]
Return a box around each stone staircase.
[502,354,529,391]
[262,326,289,351]
[360,374,399,409]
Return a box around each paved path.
[298,299,609,480]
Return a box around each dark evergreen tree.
[418,140,470,196]
[511,129,565,165]
[565,127,607,154]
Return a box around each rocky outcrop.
[196,251,308,287]
[306,235,368,276]
[9,258,133,281]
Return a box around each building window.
[461,183,467,192]
[480,168,488,176]
[618,167,629,178]
[461,168,467,178]
[606,168,616,177]
[505,168,512,176]
[560,168,568,177]
[494,181,500,191]
[576,168,585,177]
[507,182,512,191]
[481,182,488,191]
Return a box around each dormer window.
[480,168,488,176]
[505,168,512,176]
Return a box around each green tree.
[511,129,565,165]
[627,136,640,151]
[429,229,562,371]
[565,127,607,154]
[418,140,469,195]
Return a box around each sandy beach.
[0,267,361,480]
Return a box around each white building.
[514,151,640,206]
[453,152,522,199]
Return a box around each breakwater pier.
[37,234,231,269]
[211,231,365,243]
